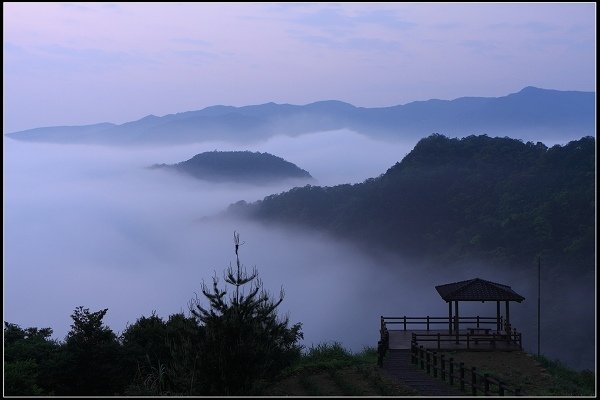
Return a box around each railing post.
[403,316,407,331]
[471,367,477,396]
[433,352,438,378]
[484,373,490,395]
[459,362,465,391]
[440,354,446,381]
[454,315,459,344]
[426,351,431,375]
[477,315,480,328]
[427,315,430,331]
[519,332,522,350]
[467,333,470,349]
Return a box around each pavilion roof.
[435,278,525,302]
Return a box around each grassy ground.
[441,350,596,396]
[259,342,417,396]
[261,343,596,396]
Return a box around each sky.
[2,2,596,133]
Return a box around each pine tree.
[190,231,303,395]
[62,306,126,395]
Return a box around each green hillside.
[230,134,595,272]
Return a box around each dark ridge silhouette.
[150,150,313,184]
[228,134,595,274]
[5,87,595,145]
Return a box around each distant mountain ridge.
[150,151,313,184]
[6,87,595,145]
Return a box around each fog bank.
[3,131,413,343]
[3,133,594,371]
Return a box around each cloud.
[281,6,416,51]
[60,3,93,12]
[4,43,157,76]
[350,9,417,30]
[170,37,212,46]
[172,49,218,64]
[290,7,356,31]
[247,130,414,186]
[518,21,558,33]
[286,6,416,32]
[289,32,404,53]
[2,132,414,344]
[460,39,500,55]
[489,21,559,33]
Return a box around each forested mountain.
[229,134,596,271]
[6,87,595,145]
[150,151,313,184]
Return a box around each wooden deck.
[389,329,522,351]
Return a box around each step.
[382,349,463,396]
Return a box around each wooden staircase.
[381,349,463,396]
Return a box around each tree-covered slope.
[151,150,313,184]
[229,134,595,271]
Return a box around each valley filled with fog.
[3,130,594,371]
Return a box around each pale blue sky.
[3,2,596,132]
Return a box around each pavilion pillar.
[496,301,501,331]
[448,301,452,334]
[454,301,459,344]
[505,301,510,333]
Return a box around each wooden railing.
[411,331,522,350]
[411,342,522,396]
[377,322,389,366]
[378,315,521,366]
[382,315,503,332]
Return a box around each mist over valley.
[4,129,595,371]
[4,131,414,350]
